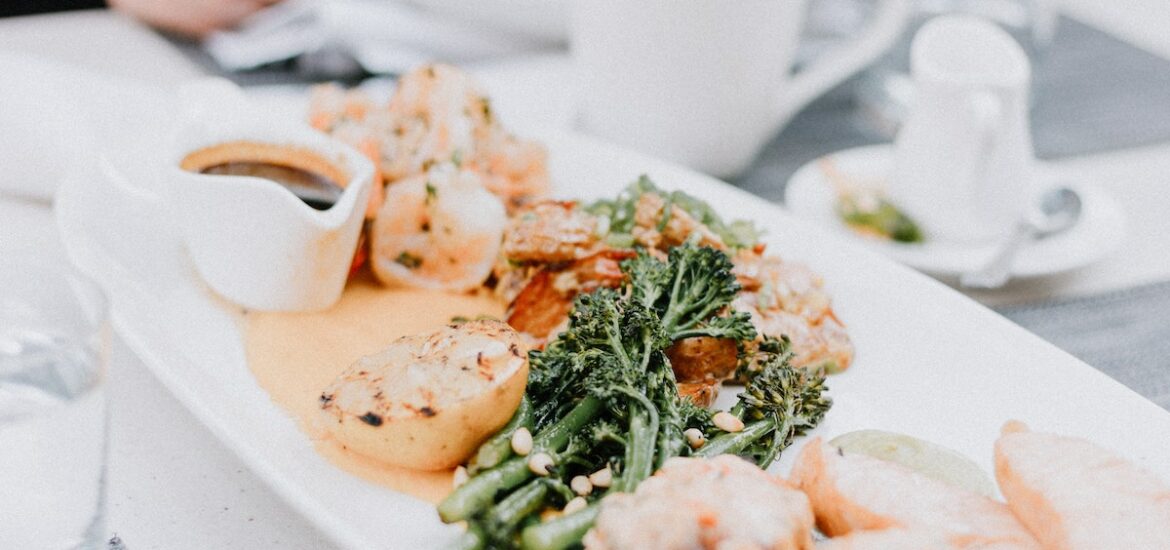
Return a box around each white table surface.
[2,6,1169,549]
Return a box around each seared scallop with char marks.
[319,319,528,471]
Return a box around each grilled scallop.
[319,320,528,470]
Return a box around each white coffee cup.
[572,0,909,177]
[100,79,373,312]
[889,15,1035,244]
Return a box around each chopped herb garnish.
[395,251,423,269]
[451,150,463,167]
[425,182,437,204]
[836,191,923,243]
[586,175,761,249]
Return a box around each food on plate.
[829,429,997,497]
[819,158,923,244]
[994,421,1170,549]
[790,438,1039,548]
[498,177,854,386]
[309,64,549,215]
[582,455,816,550]
[503,249,635,344]
[369,162,507,291]
[815,528,955,550]
[291,63,853,544]
[438,243,831,549]
[318,319,528,470]
[731,250,854,374]
[835,190,923,244]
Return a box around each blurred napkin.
[203,0,549,75]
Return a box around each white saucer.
[785,144,1127,279]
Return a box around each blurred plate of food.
[785,144,1127,279]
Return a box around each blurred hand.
[108,0,282,39]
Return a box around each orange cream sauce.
[244,273,505,503]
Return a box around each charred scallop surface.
[319,319,528,470]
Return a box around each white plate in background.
[56,87,1170,549]
[785,144,1127,278]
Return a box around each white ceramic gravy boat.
[101,79,373,312]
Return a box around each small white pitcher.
[889,15,1036,244]
[100,79,373,312]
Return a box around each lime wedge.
[829,430,996,497]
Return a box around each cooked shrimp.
[736,304,855,373]
[473,133,550,212]
[383,64,549,210]
[733,250,854,372]
[381,64,491,181]
[632,191,727,251]
[994,421,1170,550]
[733,250,833,322]
[502,201,605,263]
[790,438,1039,549]
[369,163,506,291]
[308,65,549,212]
[585,455,816,550]
[505,250,634,343]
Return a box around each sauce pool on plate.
[244,274,505,503]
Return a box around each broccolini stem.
[438,397,602,522]
[469,396,533,474]
[756,410,795,470]
[519,502,600,550]
[488,479,550,537]
[693,420,773,458]
[448,524,486,550]
[614,390,659,492]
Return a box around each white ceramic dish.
[57,103,1169,549]
[785,144,1127,278]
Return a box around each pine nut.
[511,427,533,456]
[570,475,593,496]
[684,428,706,448]
[588,466,613,488]
[563,496,588,515]
[528,452,554,476]
[452,466,469,488]
[713,411,745,433]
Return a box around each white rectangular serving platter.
[54,85,1170,549]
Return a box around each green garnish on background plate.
[835,190,924,244]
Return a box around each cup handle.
[774,0,910,127]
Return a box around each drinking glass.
[0,259,109,549]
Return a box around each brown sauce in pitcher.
[181,141,348,210]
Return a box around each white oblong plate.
[785,144,1127,278]
[58,126,1170,548]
